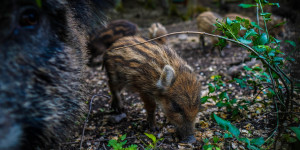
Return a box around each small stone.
[178,34,188,41]
[232,142,237,149]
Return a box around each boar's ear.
[185,64,194,73]
[156,65,175,90]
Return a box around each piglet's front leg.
[140,94,159,131]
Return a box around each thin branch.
[111,31,284,86]
[80,94,110,150]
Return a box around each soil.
[62,1,300,149]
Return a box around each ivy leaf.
[209,83,215,93]
[239,3,257,8]
[251,137,265,146]
[226,17,232,25]
[213,113,240,138]
[201,96,209,104]
[253,46,266,53]
[238,37,252,45]
[252,66,262,72]
[268,50,275,56]
[274,57,284,62]
[290,127,300,141]
[234,78,247,88]
[216,101,225,107]
[244,66,252,71]
[256,33,268,45]
[251,22,263,30]
[244,29,258,39]
[285,40,296,47]
[219,91,229,100]
[224,133,233,138]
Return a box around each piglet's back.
[104,36,189,91]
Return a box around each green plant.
[143,133,163,150]
[202,136,222,150]
[107,134,138,150]
[213,113,265,150]
[204,0,297,148]
[201,75,251,118]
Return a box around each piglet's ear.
[156,65,175,90]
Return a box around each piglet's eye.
[19,8,39,28]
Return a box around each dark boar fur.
[103,36,201,143]
[88,20,138,66]
[0,0,110,149]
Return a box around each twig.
[139,144,145,150]
[157,139,165,148]
[103,143,107,150]
[111,31,281,82]
[80,94,110,150]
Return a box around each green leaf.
[251,137,265,146]
[121,134,127,141]
[201,96,209,104]
[234,78,247,88]
[203,138,209,143]
[108,139,117,147]
[239,3,257,8]
[268,50,275,56]
[244,66,252,71]
[247,144,260,150]
[253,46,266,53]
[127,144,138,150]
[257,33,268,45]
[268,88,275,95]
[215,38,227,50]
[213,136,219,143]
[251,22,263,30]
[224,133,233,138]
[219,91,229,100]
[213,113,240,137]
[260,12,272,18]
[290,127,300,141]
[238,37,252,45]
[145,133,157,143]
[120,140,127,146]
[216,101,225,107]
[230,98,237,104]
[209,84,215,93]
[239,137,251,145]
[268,3,280,7]
[252,66,262,72]
[274,57,284,62]
[244,29,258,39]
[285,40,296,47]
[287,137,297,143]
[35,0,42,8]
[226,17,232,25]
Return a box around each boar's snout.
[180,135,196,144]
[176,123,196,143]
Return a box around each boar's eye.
[19,7,39,29]
[171,101,183,113]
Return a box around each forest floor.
[62,2,300,150]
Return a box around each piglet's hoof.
[149,126,160,132]
[108,113,127,124]
[180,135,196,144]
